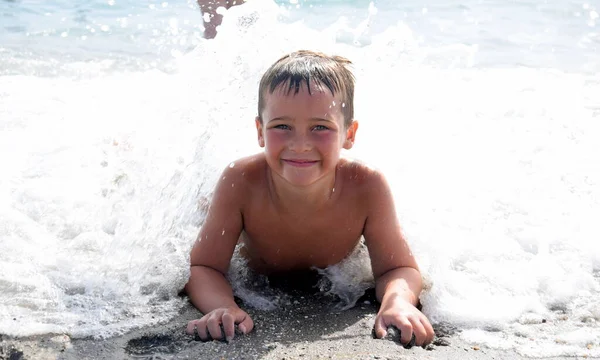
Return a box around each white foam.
[0,0,599,355]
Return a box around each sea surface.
[1,0,599,357]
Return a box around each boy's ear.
[343,120,359,149]
[255,117,265,147]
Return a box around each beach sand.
[0,283,579,360]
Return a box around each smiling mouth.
[283,159,319,167]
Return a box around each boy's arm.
[184,164,253,340]
[362,170,434,346]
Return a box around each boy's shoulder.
[220,153,268,187]
[337,157,391,198]
[338,157,386,185]
[336,159,395,215]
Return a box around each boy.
[185,50,434,346]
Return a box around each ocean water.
[1,0,599,356]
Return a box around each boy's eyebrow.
[268,116,293,122]
[268,116,335,123]
[311,117,335,122]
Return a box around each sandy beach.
[0,286,580,360]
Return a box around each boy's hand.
[186,306,254,342]
[373,297,434,347]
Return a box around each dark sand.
[0,283,580,360]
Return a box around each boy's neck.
[267,169,338,212]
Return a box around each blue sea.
[1,0,599,357]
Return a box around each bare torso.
[235,154,369,273]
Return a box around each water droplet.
[222,229,225,235]
[229,162,236,168]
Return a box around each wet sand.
[0,287,578,360]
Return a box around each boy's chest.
[241,202,366,271]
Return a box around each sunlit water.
[1,0,599,357]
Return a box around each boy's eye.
[313,125,329,131]
[273,124,291,130]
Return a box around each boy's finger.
[207,319,224,340]
[236,312,254,334]
[196,323,210,341]
[193,325,202,341]
[222,312,236,341]
[404,333,416,349]
[421,318,435,345]
[410,319,427,346]
[394,319,414,345]
[372,317,387,339]
[186,321,196,335]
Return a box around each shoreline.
[0,291,580,360]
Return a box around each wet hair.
[257,50,355,127]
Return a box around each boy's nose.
[289,134,312,152]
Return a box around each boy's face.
[256,82,358,187]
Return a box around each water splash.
[1,0,599,356]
